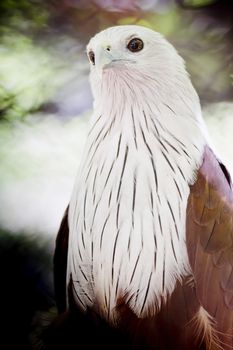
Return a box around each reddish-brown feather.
[187,146,233,348]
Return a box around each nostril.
[106,46,111,51]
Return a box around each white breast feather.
[67,28,208,323]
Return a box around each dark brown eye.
[127,38,144,52]
[88,51,95,65]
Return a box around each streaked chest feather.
[68,108,204,322]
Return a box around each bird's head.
[87,25,182,71]
[86,24,202,129]
[86,25,191,102]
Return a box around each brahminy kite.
[54,25,233,350]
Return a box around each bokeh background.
[0,0,232,348]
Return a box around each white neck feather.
[67,66,207,323]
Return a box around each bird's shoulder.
[186,145,233,342]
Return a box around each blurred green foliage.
[0,33,67,122]
[180,0,216,6]
[0,36,50,121]
[0,0,49,33]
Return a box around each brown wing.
[54,206,69,314]
[187,146,233,346]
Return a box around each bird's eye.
[127,38,144,53]
[88,51,95,65]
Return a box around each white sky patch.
[204,102,233,176]
[0,102,232,237]
[0,113,89,236]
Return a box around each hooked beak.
[95,45,115,76]
[94,44,134,77]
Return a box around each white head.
[86,25,199,113]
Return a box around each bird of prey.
[54,25,233,350]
